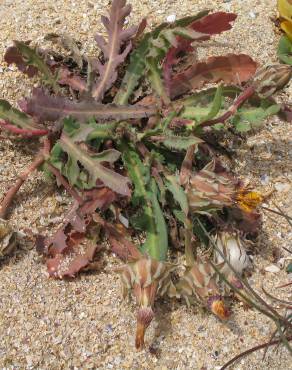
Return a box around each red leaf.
[61,243,102,278]
[163,12,237,96]
[81,188,117,214]
[93,214,142,262]
[58,67,87,92]
[4,45,38,77]
[189,12,237,35]
[169,54,257,98]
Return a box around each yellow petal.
[278,0,292,22]
[281,20,292,40]
[236,191,263,213]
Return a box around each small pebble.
[166,14,176,23]
[265,264,280,273]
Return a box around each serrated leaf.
[5,41,59,91]
[163,135,203,150]
[120,141,150,205]
[62,117,115,143]
[115,11,209,104]
[0,99,48,135]
[57,134,131,196]
[278,35,292,65]
[23,88,157,124]
[231,104,280,132]
[181,85,223,123]
[165,175,189,215]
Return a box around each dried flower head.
[175,259,230,320]
[116,257,175,349]
[213,231,251,277]
[187,161,263,218]
[251,64,292,98]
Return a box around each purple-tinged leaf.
[91,0,139,101]
[23,88,157,124]
[58,67,87,92]
[0,99,48,136]
[4,45,38,77]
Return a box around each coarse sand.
[0,0,291,369]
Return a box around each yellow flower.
[278,0,292,39]
[236,190,263,213]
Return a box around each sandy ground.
[0,0,292,369]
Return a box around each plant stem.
[0,120,49,136]
[220,335,292,370]
[200,86,255,127]
[0,137,50,219]
[46,163,84,204]
[184,216,195,266]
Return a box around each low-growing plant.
[0,0,291,361]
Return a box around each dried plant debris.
[0,0,292,356]
[0,219,25,258]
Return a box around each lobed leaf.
[231,104,280,132]
[115,11,209,104]
[169,54,257,99]
[91,0,139,101]
[5,41,59,91]
[57,134,131,196]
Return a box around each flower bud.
[251,64,291,98]
[116,257,175,349]
[175,259,230,320]
[213,231,251,277]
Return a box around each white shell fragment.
[264,264,280,273]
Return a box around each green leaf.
[142,180,168,261]
[56,134,131,195]
[165,175,189,215]
[0,99,46,132]
[146,57,170,103]
[199,84,223,122]
[286,262,292,273]
[231,104,280,132]
[114,11,209,104]
[114,33,153,105]
[173,209,186,224]
[13,41,59,91]
[163,135,203,150]
[120,141,150,205]
[120,141,168,261]
[278,35,292,65]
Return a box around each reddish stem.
[200,85,255,127]
[0,120,49,137]
[46,163,84,204]
[220,335,292,370]
[0,137,51,219]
